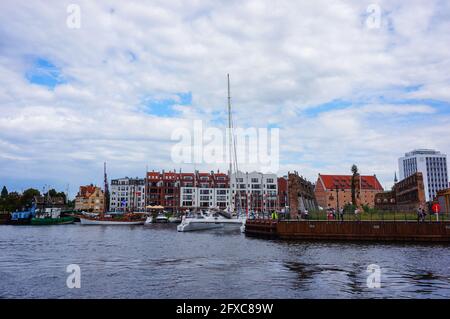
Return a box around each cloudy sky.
[0,0,449,196]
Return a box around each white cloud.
[0,0,449,194]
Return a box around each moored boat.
[176,210,245,232]
[168,216,182,223]
[31,216,75,225]
[79,213,145,225]
[8,205,36,225]
[155,213,169,223]
[31,207,75,225]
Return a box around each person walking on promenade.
[303,209,309,220]
[421,207,427,222]
[417,207,422,222]
[354,207,360,221]
[339,207,344,221]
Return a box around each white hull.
[79,217,144,225]
[169,217,182,223]
[177,220,224,232]
[177,216,246,232]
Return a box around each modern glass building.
[398,149,448,202]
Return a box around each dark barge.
[245,219,450,242]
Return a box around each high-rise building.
[398,149,448,201]
[110,177,146,212]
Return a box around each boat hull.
[79,217,145,225]
[177,221,224,232]
[31,217,75,225]
[168,217,182,223]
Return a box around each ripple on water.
[0,225,450,298]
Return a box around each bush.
[344,203,356,213]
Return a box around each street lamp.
[329,183,344,221]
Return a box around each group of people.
[326,206,346,221]
[417,206,428,222]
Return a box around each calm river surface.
[1,224,449,298]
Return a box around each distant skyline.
[1,0,450,197]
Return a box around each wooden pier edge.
[244,220,450,242]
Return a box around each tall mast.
[103,162,108,216]
[227,74,233,211]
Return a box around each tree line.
[0,186,70,212]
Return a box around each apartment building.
[74,185,104,213]
[110,177,146,212]
[230,171,278,213]
[146,170,230,212]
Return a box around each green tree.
[21,188,41,208]
[351,164,359,206]
[46,189,58,197]
[45,189,66,201]
[1,186,8,198]
[5,192,21,212]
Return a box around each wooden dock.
[245,219,450,242]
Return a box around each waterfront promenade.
[245,218,450,242]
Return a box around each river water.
[0,224,449,298]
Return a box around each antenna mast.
[103,162,109,215]
[227,74,233,211]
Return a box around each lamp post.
[329,184,344,221]
[335,184,339,219]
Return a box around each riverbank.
[245,220,450,242]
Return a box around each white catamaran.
[177,75,246,232]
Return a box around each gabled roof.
[318,174,383,191]
[77,185,100,198]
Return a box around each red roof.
[78,185,98,198]
[318,174,383,191]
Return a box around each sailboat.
[177,75,246,232]
[79,163,146,225]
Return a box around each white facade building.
[110,177,146,212]
[230,171,278,212]
[180,187,230,210]
[399,149,448,201]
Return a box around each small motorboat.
[144,216,153,225]
[155,213,169,223]
[168,216,182,223]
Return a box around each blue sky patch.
[303,99,353,117]
[25,58,66,89]
[143,92,192,117]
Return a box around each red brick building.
[315,174,383,209]
[278,177,288,211]
[146,170,229,212]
